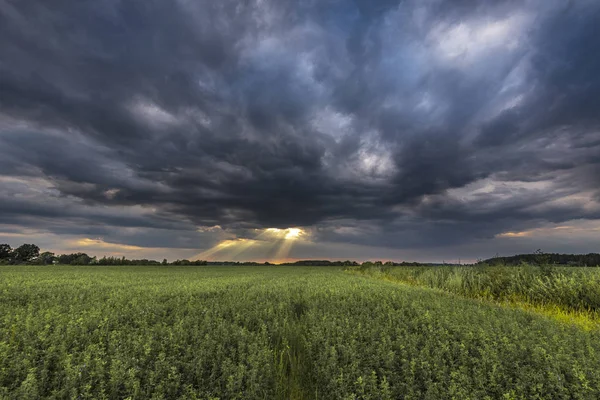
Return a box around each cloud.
[0,0,599,259]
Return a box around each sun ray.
[226,239,258,259]
[193,240,237,260]
[274,238,294,261]
[193,227,307,262]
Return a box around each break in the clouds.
[1,0,599,262]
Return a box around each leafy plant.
[1,265,600,398]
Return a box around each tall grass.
[349,264,600,319]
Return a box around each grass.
[348,264,600,330]
[1,265,600,398]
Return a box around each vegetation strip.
[347,264,600,330]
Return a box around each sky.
[1,0,599,263]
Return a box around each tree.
[534,249,550,265]
[72,254,92,265]
[12,244,40,263]
[57,252,92,265]
[37,252,56,265]
[0,244,12,260]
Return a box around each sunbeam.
[274,238,294,261]
[226,239,258,259]
[193,228,307,261]
[193,239,238,260]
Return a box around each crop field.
[2,265,600,399]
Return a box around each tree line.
[0,243,428,266]
[0,243,271,265]
[0,243,200,266]
[479,251,600,267]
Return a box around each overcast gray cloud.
[1,0,599,261]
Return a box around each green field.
[2,266,600,399]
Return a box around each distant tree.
[58,252,92,265]
[534,249,550,266]
[162,259,168,265]
[37,252,56,265]
[73,254,93,265]
[58,254,74,265]
[0,244,12,260]
[13,244,40,263]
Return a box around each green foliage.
[0,244,12,260]
[36,252,56,265]
[58,253,95,265]
[351,264,600,316]
[1,265,600,399]
[12,244,40,263]
[97,256,164,265]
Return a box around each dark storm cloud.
[1,0,600,253]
